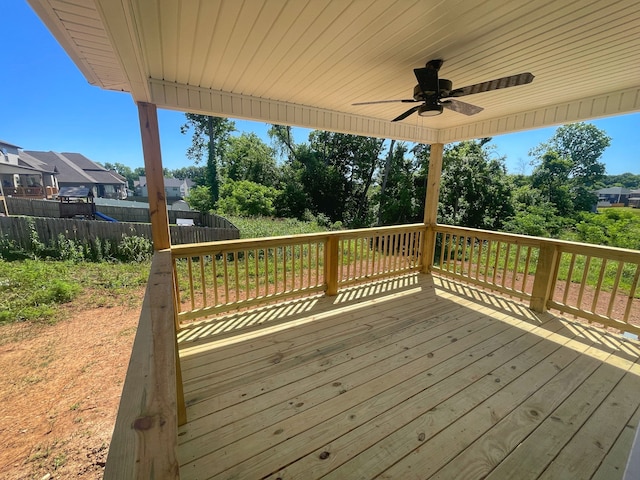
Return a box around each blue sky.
[2,2,638,175]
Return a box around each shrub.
[116,235,153,262]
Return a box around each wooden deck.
[175,274,640,480]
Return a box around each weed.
[22,375,43,385]
[53,453,67,469]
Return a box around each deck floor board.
[176,274,640,480]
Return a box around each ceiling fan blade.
[448,72,534,97]
[441,98,484,116]
[391,105,421,122]
[352,99,417,105]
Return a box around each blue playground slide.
[95,211,118,222]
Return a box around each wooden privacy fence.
[432,224,640,334]
[4,196,236,228]
[171,224,426,325]
[0,216,239,248]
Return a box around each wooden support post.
[171,267,187,426]
[174,335,187,426]
[530,243,559,312]
[421,143,444,273]
[137,102,171,251]
[325,235,339,296]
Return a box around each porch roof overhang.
[0,163,47,176]
[27,0,640,144]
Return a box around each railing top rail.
[435,224,640,260]
[171,223,426,256]
[104,250,180,479]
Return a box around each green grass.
[227,216,330,238]
[0,259,150,325]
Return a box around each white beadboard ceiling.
[28,0,640,144]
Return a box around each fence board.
[0,216,238,248]
[4,197,237,230]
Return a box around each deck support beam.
[421,143,444,273]
[137,101,171,250]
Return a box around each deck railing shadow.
[434,275,640,366]
[177,273,427,347]
[433,276,544,324]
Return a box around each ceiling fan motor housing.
[413,78,453,100]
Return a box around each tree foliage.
[181,114,236,206]
[222,133,279,185]
[184,185,214,213]
[217,180,279,217]
[438,140,514,230]
[529,122,610,213]
[172,118,630,251]
[102,162,137,189]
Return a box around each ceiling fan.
[353,59,534,122]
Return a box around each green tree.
[502,184,565,237]
[169,165,207,185]
[102,162,137,188]
[376,142,420,225]
[268,124,297,162]
[599,173,640,189]
[184,185,214,213]
[411,143,431,222]
[306,131,384,225]
[530,122,610,212]
[221,133,279,185]
[542,123,610,185]
[217,180,279,217]
[530,151,574,216]
[438,140,514,230]
[180,114,236,206]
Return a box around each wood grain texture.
[104,251,180,479]
[173,274,640,480]
[137,101,171,250]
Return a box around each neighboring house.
[23,150,127,199]
[595,186,631,207]
[135,175,194,200]
[629,190,640,209]
[0,140,58,199]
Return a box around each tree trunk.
[377,139,395,226]
[355,141,384,224]
[207,116,219,204]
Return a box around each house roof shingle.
[23,151,125,186]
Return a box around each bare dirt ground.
[0,288,144,480]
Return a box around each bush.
[116,235,153,262]
[218,180,280,217]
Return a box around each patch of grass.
[227,216,329,239]
[53,453,67,470]
[22,375,44,385]
[0,258,150,325]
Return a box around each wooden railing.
[104,250,184,479]
[5,186,46,198]
[171,224,425,326]
[431,225,539,301]
[433,225,640,334]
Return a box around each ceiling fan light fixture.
[418,103,443,117]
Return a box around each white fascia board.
[148,79,440,145]
[439,87,640,144]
